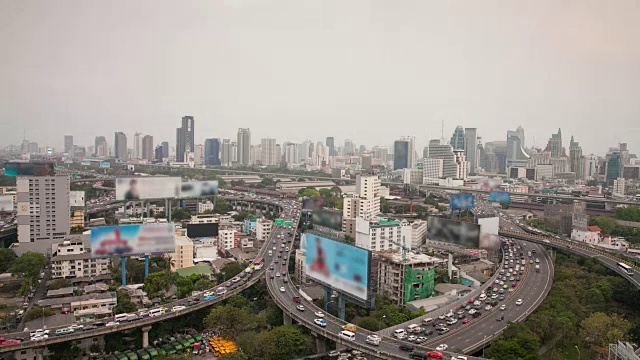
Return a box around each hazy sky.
[2,0,639,155]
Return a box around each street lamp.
[575,345,581,360]
[482,335,488,358]
[378,315,386,332]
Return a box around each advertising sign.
[180,181,219,198]
[90,223,176,258]
[81,160,91,166]
[99,161,111,168]
[69,191,85,207]
[4,162,55,176]
[311,209,343,231]
[305,233,370,300]
[187,223,219,238]
[274,219,284,226]
[477,216,501,250]
[0,195,14,212]
[115,177,181,200]
[427,216,480,248]
[488,191,510,203]
[450,194,475,210]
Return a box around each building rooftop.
[84,283,109,293]
[46,287,76,298]
[175,236,193,246]
[434,283,473,294]
[375,250,444,265]
[588,226,602,232]
[375,219,400,226]
[50,252,92,262]
[37,292,117,307]
[175,265,212,277]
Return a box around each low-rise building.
[218,229,238,250]
[190,214,219,224]
[355,218,412,252]
[36,292,117,322]
[170,236,194,271]
[255,217,272,241]
[410,220,427,248]
[198,200,214,213]
[50,238,110,279]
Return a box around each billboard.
[302,198,324,211]
[81,160,91,166]
[69,191,85,207]
[99,161,111,168]
[90,223,176,258]
[187,223,219,238]
[488,191,510,203]
[450,194,475,210]
[305,233,370,300]
[180,181,219,198]
[477,216,501,250]
[427,216,480,248]
[115,177,181,200]
[311,209,343,231]
[0,195,13,212]
[4,162,55,176]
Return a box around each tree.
[10,252,46,282]
[215,197,232,213]
[194,277,213,291]
[144,271,176,296]
[344,235,355,245]
[23,306,56,322]
[155,354,193,360]
[172,208,191,221]
[215,262,246,284]
[203,304,265,339]
[298,188,320,199]
[70,225,85,234]
[580,312,633,351]
[356,316,384,331]
[0,248,17,273]
[48,279,71,290]
[113,291,138,314]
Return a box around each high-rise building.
[94,136,108,157]
[194,144,204,165]
[569,136,584,179]
[27,142,38,154]
[313,142,329,167]
[284,143,300,165]
[17,175,70,243]
[372,146,389,161]
[450,126,465,150]
[133,132,143,159]
[221,139,233,166]
[344,139,356,156]
[326,137,335,156]
[464,128,478,174]
[545,128,564,158]
[506,130,530,168]
[453,150,468,180]
[423,158,444,184]
[161,142,169,159]
[142,135,153,162]
[428,139,466,179]
[231,142,239,163]
[260,138,277,166]
[613,178,626,196]
[237,128,251,166]
[393,139,409,170]
[515,125,525,148]
[606,152,622,183]
[422,146,429,159]
[342,175,381,238]
[299,140,313,162]
[114,132,127,160]
[154,145,163,162]
[64,135,74,154]
[249,144,260,165]
[204,139,221,166]
[583,155,599,179]
[176,116,195,163]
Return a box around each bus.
[617,262,634,276]
[253,257,265,270]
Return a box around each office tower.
[344,139,356,156]
[114,132,127,160]
[154,145,163,162]
[422,146,429,159]
[326,137,335,156]
[261,138,277,166]
[400,136,416,168]
[515,125,525,148]
[359,145,367,154]
[313,142,329,167]
[506,130,530,168]
[236,128,251,166]
[464,128,478,174]
[284,143,300,165]
[141,135,153,162]
[423,158,444,184]
[17,175,70,243]
[220,139,232,167]
[583,155,599,179]
[194,144,204,165]
[342,175,381,238]
[372,146,389,161]
[569,136,584,179]
[133,132,143,159]
[204,139,221,166]
[161,142,169,159]
[298,140,313,162]
[27,142,38,154]
[393,139,409,170]
[176,116,195,163]
[94,136,108,157]
[361,152,372,169]
[450,126,465,150]
[64,135,74,153]
[606,152,622,183]
[545,128,564,158]
[428,138,467,179]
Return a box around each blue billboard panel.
[99,161,111,168]
[488,191,510,203]
[305,233,370,300]
[4,162,55,176]
[90,223,176,258]
[450,194,475,210]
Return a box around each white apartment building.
[535,164,553,181]
[218,229,238,250]
[255,217,272,241]
[261,138,278,166]
[190,214,219,224]
[170,236,194,271]
[410,220,427,248]
[342,175,381,238]
[423,158,444,185]
[613,178,626,196]
[402,168,423,185]
[294,248,308,284]
[50,238,110,279]
[313,142,329,167]
[453,149,468,180]
[16,175,70,243]
[197,201,214,213]
[355,218,412,252]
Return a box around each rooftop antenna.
[441,120,444,139]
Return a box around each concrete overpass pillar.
[34,347,45,360]
[142,325,152,348]
[315,336,327,353]
[283,312,293,325]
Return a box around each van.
[393,329,407,338]
[339,330,356,341]
[114,313,129,322]
[423,318,434,325]
[268,250,272,256]
[407,324,419,332]
[216,287,227,296]
[149,308,166,317]
[366,335,381,346]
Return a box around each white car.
[314,318,327,327]
[296,305,305,311]
[280,287,286,293]
[485,305,492,311]
[31,334,48,341]
[516,299,523,306]
[314,311,325,318]
[500,305,506,311]
[106,321,120,327]
[445,311,454,318]
[436,344,449,351]
[276,272,281,277]
[407,335,417,342]
[468,309,477,315]
[171,305,186,312]
[68,324,84,331]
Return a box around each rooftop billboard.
[477,216,501,250]
[427,216,480,248]
[90,223,176,258]
[4,162,55,176]
[311,209,343,231]
[450,194,475,210]
[180,181,219,198]
[187,223,219,238]
[488,191,510,203]
[305,233,370,300]
[115,177,181,200]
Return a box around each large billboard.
[427,216,480,248]
[180,181,219,198]
[488,191,510,203]
[477,216,501,250]
[115,177,181,200]
[311,209,343,231]
[187,223,219,238]
[4,162,55,176]
[99,161,111,168]
[450,194,475,210]
[305,233,370,300]
[90,223,176,258]
[0,195,13,212]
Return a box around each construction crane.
[382,235,413,261]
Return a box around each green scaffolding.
[404,267,436,304]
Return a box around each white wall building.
[453,149,468,180]
[613,178,626,196]
[403,168,423,185]
[342,175,381,237]
[410,220,427,248]
[255,217,273,241]
[218,229,238,250]
[313,142,330,167]
[423,158,444,185]
[355,218,412,252]
[50,238,110,279]
[261,138,277,166]
[198,201,214,213]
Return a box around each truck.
[342,323,357,333]
[535,264,540,273]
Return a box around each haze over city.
[2,0,640,154]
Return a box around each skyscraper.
[515,125,525,148]
[17,175,70,243]
[545,128,564,158]
[261,138,277,166]
[464,128,478,174]
[204,138,221,166]
[393,139,409,170]
[326,137,335,156]
[64,135,74,154]
[154,145,163,162]
[176,116,195,163]
[606,152,622,184]
[344,139,356,156]
[450,126,465,150]
[428,138,466,179]
[237,128,251,166]
[114,132,127,160]
[94,136,108,157]
[569,136,584,179]
[161,142,169,159]
[506,130,530,168]
[221,139,232,166]
[133,132,143,159]
[142,135,154,162]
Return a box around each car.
[314,318,326,327]
[416,336,427,343]
[407,335,417,342]
[503,284,509,289]
[68,324,84,331]
[106,321,119,327]
[171,305,186,312]
[315,311,325,318]
[496,315,505,322]
[436,327,449,334]
[445,310,454,318]
[462,318,470,324]
[512,282,517,287]
[500,304,506,311]
[436,344,448,351]
[438,314,445,320]
[281,271,287,276]
[447,318,457,325]
[516,299,523,305]
[366,334,381,345]
[296,305,305,311]
[279,287,286,292]
[426,351,445,359]
[399,344,415,352]
[293,296,302,303]
[472,311,482,318]
[468,308,476,315]
[485,305,492,311]
[328,350,340,357]
[275,272,280,277]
